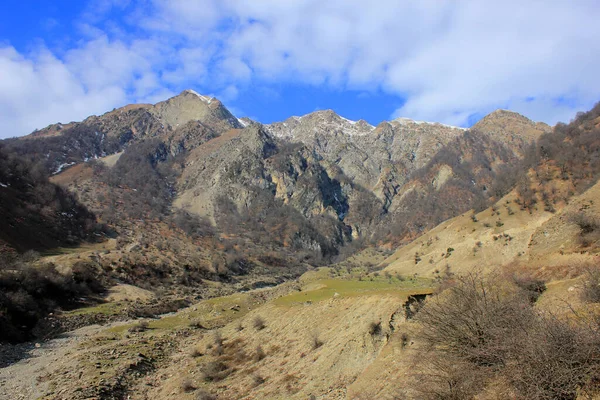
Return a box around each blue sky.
[0,0,599,138]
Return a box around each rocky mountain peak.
[265,109,375,139]
[180,89,215,103]
[472,109,551,143]
[151,90,242,130]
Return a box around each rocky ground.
[0,322,130,400]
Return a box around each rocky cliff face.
[265,111,465,187]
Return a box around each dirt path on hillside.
[0,322,128,400]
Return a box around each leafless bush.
[210,331,224,356]
[569,213,600,247]
[253,374,266,386]
[369,321,382,336]
[190,347,203,358]
[253,316,266,331]
[411,355,488,400]
[504,313,600,400]
[196,389,216,400]
[128,320,149,333]
[511,274,546,303]
[180,378,196,392]
[253,345,266,362]
[400,332,409,349]
[312,333,324,349]
[412,272,600,399]
[200,361,231,382]
[581,268,600,303]
[416,273,534,367]
[189,320,205,329]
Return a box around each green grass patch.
[299,267,332,284]
[107,293,255,334]
[40,246,82,256]
[65,301,124,316]
[274,277,433,306]
[40,241,111,257]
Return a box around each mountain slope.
[0,143,102,251]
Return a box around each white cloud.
[0,34,175,138]
[0,46,126,138]
[211,0,600,126]
[1,0,599,138]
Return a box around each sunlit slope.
[381,180,600,279]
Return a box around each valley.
[1,92,600,399]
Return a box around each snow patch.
[184,89,213,103]
[393,117,467,130]
[339,116,357,125]
[53,162,76,175]
[237,118,248,127]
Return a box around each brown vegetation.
[0,253,104,342]
[412,272,600,400]
[0,143,104,251]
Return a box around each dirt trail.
[0,322,128,400]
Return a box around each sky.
[0,0,599,139]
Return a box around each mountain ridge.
[24,89,545,142]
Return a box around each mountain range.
[2,89,550,254]
[2,90,600,399]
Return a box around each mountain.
[3,93,600,399]
[472,108,551,145]
[0,90,562,343]
[2,91,551,255]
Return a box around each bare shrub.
[180,378,196,393]
[412,272,600,399]
[581,268,600,303]
[369,321,382,336]
[0,256,105,342]
[210,331,224,356]
[196,389,216,400]
[569,213,600,247]
[511,274,547,303]
[504,314,600,400]
[411,355,488,400]
[128,320,149,333]
[253,345,266,362]
[416,273,534,367]
[312,333,324,350]
[253,316,266,331]
[189,320,205,329]
[190,347,203,358]
[400,332,409,348]
[253,375,266,386]
[200,361,231,382]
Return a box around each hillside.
[381,179,599,279]
[0,143,103,252]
